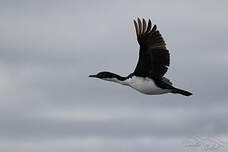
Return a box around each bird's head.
[89,72,127,85]
[89,72,115,80]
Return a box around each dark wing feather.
[133,18,170,79]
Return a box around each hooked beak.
[89,74,97,78]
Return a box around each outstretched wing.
[133,18,170,79]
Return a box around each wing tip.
[133,18,152,36]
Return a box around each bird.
[89,18,192,96]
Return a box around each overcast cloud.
[0,0,228,152]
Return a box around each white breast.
[125,76,169,95]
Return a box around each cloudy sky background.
[0,0,228,152]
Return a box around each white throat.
[103,78,129,85]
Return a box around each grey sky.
[0,0,228,152]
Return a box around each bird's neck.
[103,73,129,85]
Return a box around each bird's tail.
[171,88,192,96]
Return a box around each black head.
[89,72,115,79]
[89,72,126,81]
